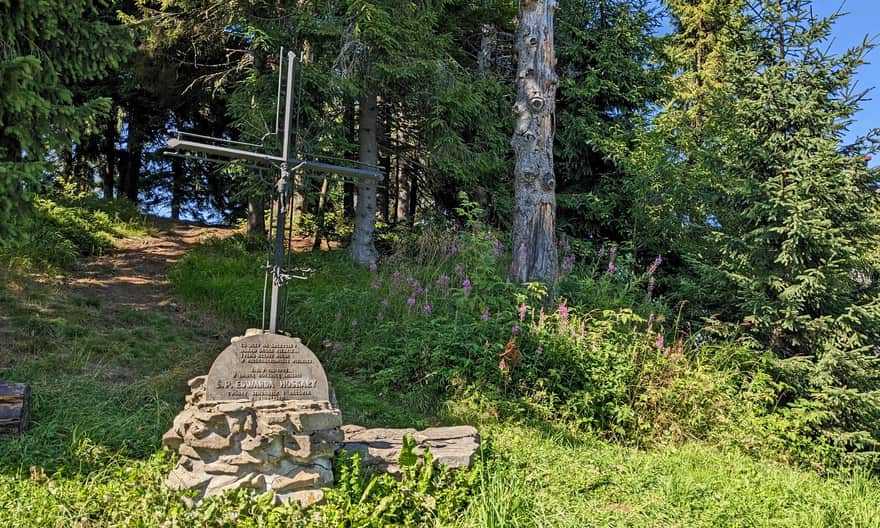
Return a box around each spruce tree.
[0,0,132,231]
[554,0,665,250]
[706,0,880,463]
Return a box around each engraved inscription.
[205,334,330,401]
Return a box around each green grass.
[1,219,879,526]
[458,424,880,527]
[0,196,152,270]
[0,269,227,473]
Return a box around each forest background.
[3,0,880,524]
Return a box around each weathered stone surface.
[413,426,477,442]
[164,368,341,508]
[167,464,211,491]
[186,376,207,406]
[179,444,200,460]
[205,333,330,402]
[161,428,183,451]
[278,489,325,508]
[216,401,250,414]
[204,461,240,475]
[186,431,232,450]
[290,409,343,432]
[342,426,417,444]
[270,465,331,492]
[219,451,262,466]
[340,425,479,475]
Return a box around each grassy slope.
[464,424,880,527]
[0,225,878,526]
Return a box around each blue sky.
[813,1,879,146]
[654,1,879,148]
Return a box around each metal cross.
[165,50,381,334]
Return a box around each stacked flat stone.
[162,376,341,507]
[340,424,480,476]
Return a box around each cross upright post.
[269,51,297,333]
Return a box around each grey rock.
[220,451,263,466]
[291,410,343,432]
[166,465,211,491]
[188,376,206,390]
[277,488,325,508]
[186,431,232,450]
[204,461,240,475]
[340,425,480,472]
[178,443,200,460]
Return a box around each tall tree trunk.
[312,176,329,250]
[408,169,418,225]
[291,176,305,233]
[377,98,391,222]
[510,0,558,284]
[247,190,266,237]
[102,118,117,200]
[123,116,143,203]
[395,107,408,223]
[478,23,496,76]
[170,156,184,221]
[395,155,407,223]
[350,94,379,265]
[343,98,356,219]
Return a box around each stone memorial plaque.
[205,333,330,401]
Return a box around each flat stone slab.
[340,424,479,475]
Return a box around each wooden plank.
[0,404,22,421]
[0,382,30,435]
[0,381,27,403]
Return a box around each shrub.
[171,224,773,452]
[0,196,146,269]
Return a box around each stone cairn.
[162,331,479,508]
[162,375,340,506]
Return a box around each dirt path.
[65,220,239,312]
[63,220,330,323]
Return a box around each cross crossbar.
[163,49,380,335]
[165,138,382,181]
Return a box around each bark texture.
[350,94,379,265]
[102,117,117,200]
[312,176,329,250]
[478,23,496,77]
[247,195,266,237]
[510,0,558,284]
[123,120,143,203]
[170,156,184,221]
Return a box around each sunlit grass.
[1,216,879,526]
